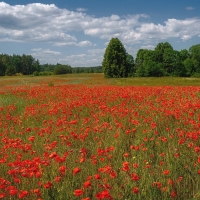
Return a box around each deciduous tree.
[102,38,134,78]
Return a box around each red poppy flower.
[132,187,139,194]
[73,167,81,175]
[163,170,170,175]
[74,189,84,197]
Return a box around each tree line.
[1,39,200,78]
[0,54,102,76]
[102,38,200,78]
[135,42,200,77]
[0,54,40,76]
[41,64,102,74]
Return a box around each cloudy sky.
[0,0,200,67]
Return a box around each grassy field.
[0,74,200,199]
[1,73,200,87]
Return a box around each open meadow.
[0,74,200,199]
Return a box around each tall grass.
[0,75,200,199]
[1,73,200,87]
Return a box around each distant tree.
[189,44,200,61]
[163,49,180,75]
[135,49,149,72]
[0,57,5,76]
[154,42,174,66]
[135,49,164,77]
[102,38,133,78]
[32,59,41,73]
[21,54,34,75]
[136,63,146,77]
[145,61,164,77]
[189,44,200,73]
[72,66,102,73]
[183,58,195,76]
[89,67,94,73]
[5,65,16,76]
[11,55,23,73]
[126,54,135,76]
[143,50,158,62]
[54,64,72,75]
[134,42,200,77]
[179,49,189,62]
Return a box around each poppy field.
[0,78,200,199]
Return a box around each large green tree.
[189,44,200,73]
[102,38,133,78]
[154,42,173,63]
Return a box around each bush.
[192,73,200,78]
[54,65,72,75]
[33,71,39,76]
[39,72,49,76]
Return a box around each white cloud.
[186,7,194,10]
[83,14,148,40]
[77,40,92,47]
[31,48,62,63]
[58,51,105,67]
[66,54,86,59]
[134,18,200,43]
[0,2,83,43]
[32,48,61,55]
[54,40,93,47]
[0,2,200,66]
[54,42,77,47]
[140,45,155,50]
[76,7,87,12]
[88,48,105,55]
[0,2,199,46]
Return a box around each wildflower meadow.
[0,78,200,199]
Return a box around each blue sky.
[0,0,200,67]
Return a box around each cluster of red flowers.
[0,85,200,199]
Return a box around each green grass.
[1,73,200,87]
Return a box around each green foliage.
[189,44,200,62]
[192,72,200,78]
[11,54,23,73]
[145,61,164,77]
[135,49,150,73]
[135,42,200,77]
[40,63,55,72]
[53,64,72,75]
[39,71,53,76]
[136,63,146,77]
[21,54,35,75]
[33,71,39,76]
[32,59,41,73]
[72,66,102,73]
[0,53,40,76]
[102,38,134,78]
[183,58,195,76]
[126,54,135,77]
[0,59,5,76]
[5,65,16,76]
[189,44,200,73]
[179,49,189,61]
